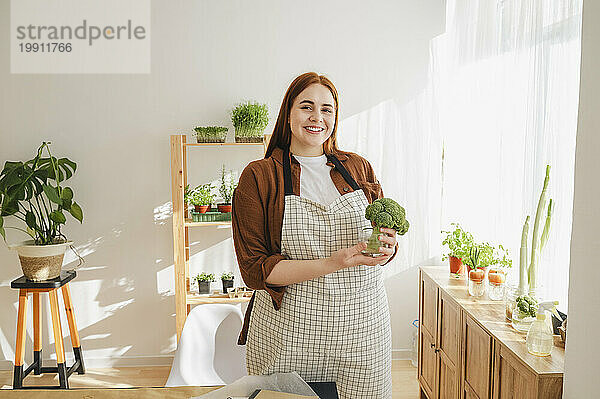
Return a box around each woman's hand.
[377,227,397,257]
[328,242,392,271]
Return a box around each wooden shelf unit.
[170,134,268,342]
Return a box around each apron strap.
[326,153,361,191]
[283,148,360,196]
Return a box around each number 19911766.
[19,42,72,52]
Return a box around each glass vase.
[487,269,506,301]
[504,283,519,321]
[468,269,485,297]
[488,282,505,301]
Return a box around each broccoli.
[362,198,409,257]
[365,198,409,235]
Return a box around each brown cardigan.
[231,146,398,344]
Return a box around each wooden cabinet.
[418,267,564,399]
[418,271,461,399]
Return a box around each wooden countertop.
[420,266,564,376]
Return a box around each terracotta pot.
[217,203,232,213]
[449,256,465,274]
[193,205,209,214]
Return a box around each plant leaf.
[0,198,18,216]
[50,210,66,224]
[0,226,5,240]
[69,202,83,223]
[42,184,61,205]
[62,198,72,210]
[60,187,73,201]
[25,211,36,229]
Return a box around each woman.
[231,72,398,399]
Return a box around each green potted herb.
[189,183,215,214]
[363,198,409,257]
[217,165,237,213]
[195,272,215,294]
[441,223,475,274]
[0,142,84,281]
[193,126,228,144]
[465,247,485,297]
[221,271,234,294]
[231,101,269,143]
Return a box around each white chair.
[166,304,247,387]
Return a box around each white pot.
[10,240,73,281]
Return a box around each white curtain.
[339,0,582,308]
[437,0,581,309]
[339,72,442,277]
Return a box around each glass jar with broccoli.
[363,198,409,257]
[512,295,538,332]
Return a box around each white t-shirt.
[293,154,342,206]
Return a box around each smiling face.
[288,83,336,156]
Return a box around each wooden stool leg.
[33,292,42,375]
[13,289,28,389]
[48,289,68,389]
[61,283,85,374]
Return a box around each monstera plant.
[0,142,83,280]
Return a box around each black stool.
[11,270,85,389]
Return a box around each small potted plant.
[441,223,475,274]
[193,126,228,143]
[195,272,215,295]
[217,165,237,213]
[465,247,485,297]
[221,271,234,294]
[363,198,409,257]
[0,142,84,281]
[189,183,215,214]
[231,101,269,143]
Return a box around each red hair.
[265,72,340,158]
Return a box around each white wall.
[563,0,600,397]
[0,0,445,368]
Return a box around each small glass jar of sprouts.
[465,247,485,297]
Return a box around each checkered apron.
[246,149,392,399]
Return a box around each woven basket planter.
[10,240,72,281]
[196,135,226,143]
[234,136,263,143]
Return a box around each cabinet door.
[438,353,459,399]
[463,314,493,399]
[439,290,460,366]
[419,327,437,398]
[437,291,461,399]
[420,272,438,337]
[493,344,536,399]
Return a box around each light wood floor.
[0,359,420,398]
